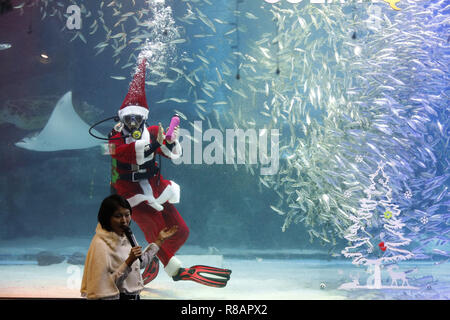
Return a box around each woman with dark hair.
[81,194,178,300]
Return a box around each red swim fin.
[173,265,232,288]
[142,256,160,285]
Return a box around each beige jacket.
[80,223,158,299]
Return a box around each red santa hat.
[118,58,149,120]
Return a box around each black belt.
[119,167,159,182]
[117,159,156,171]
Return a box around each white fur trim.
[168,182,180,204]
[127,194,144,208]
[138,180,163,211]
[148,201,163,211]
[155,181,180,205]
[139,179,153,197]
[134,140,147,165]
[126,194,163,211]
[160,140,182,160]
[164,256,182,277]
[118,105,149,120]
[127,194,152,208]
[129,127,151,165]
[125,179,161,211]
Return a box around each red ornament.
[378,242,387,251]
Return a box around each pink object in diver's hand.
[165,115,180,141]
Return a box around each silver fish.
[0,43,11,50]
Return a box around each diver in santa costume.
[108,58,231,288]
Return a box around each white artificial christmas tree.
[340,162,416,290]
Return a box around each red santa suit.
[109,59,187,277]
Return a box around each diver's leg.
[131,202,165,244]
[159,203,189,275]
[131,202,165,283]
[132,201,189,267]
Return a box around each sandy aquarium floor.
[0,237,448,300]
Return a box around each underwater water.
[0,0,448,300]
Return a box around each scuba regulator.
[88,114,145,141]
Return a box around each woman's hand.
[126,246,142,267]
[156,226,179,245]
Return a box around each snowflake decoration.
[344,190,352,198]
[404,190,412,199]
[420,216,428,225]
[355,155,363,163]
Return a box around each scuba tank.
[108,122,122,194]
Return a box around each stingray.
[15,91,105,151]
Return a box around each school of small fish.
[232,0,449,254]
[33,0,449,254]
[30,0,181,82]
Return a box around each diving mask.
[122,114,144,139]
